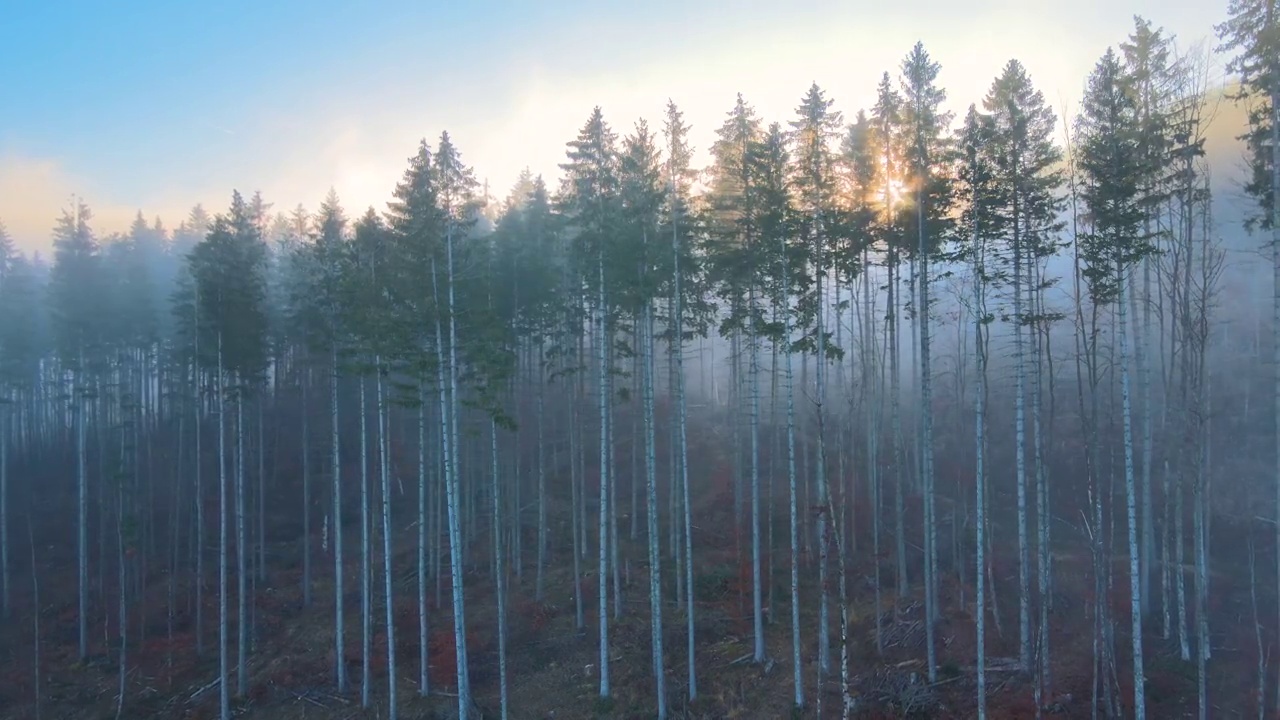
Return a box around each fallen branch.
[187,677,219,704]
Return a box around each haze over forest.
[0,1,1277,720]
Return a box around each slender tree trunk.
[1013,221,1031,672]
[864,252,883,656]
[78,362,88,662]
[535,339,548,603]
[678,328,696,699]
[1272,80,1280,720]
[490,418,509,720]
[439,230,472,717]
[972,219,989,720]
[1118,262,1146,720]
[302,371,312,607]
[1032,259,1051,701]
[569,389,584,632]
[236,384,248,697]
[28,514,41,720]
[597,255,611,698]
[418,381,429,696]
[750,286,765,663]
[218,336,230,720]
[359,376,371,708]
[917,196,937,682]
[889,260,908,596]
[331,345,346,693]
[643,301,667,720]
[1138,255,1154,620]
[376,362,398,720]
[1,399,8,619]
[116,433,127,720]
[194,300,205,658]
[783,247,804,710]
[257,398,266,588]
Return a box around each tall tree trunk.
[972,219,989,720]
[440,228,472,717]
[1,396,8,619]
[535,338,548,603]
[814,221,831,680]
[217,336,230,720]
[418,380,430,696]
[1272,78,1280,720]
[490,418,509,720]
[675,300,696,702]
[359,376,371,708]
[331,345,346,693]
[864,251,883,656]
[1118,262,1146,720]
[236,384,248,697]
[78,361,88,662]
[889,260,908,596]
[302,371,311,607]
[917,194,937,682]
[643,301,667,720]
[597,255,611,698]
[194,304,204,658]
[376,361,398,719]
[1013,214,1031,672]
[750,286,765,663]
[1032,258,1051,701]
[116,427,128,720]
[783,247,804,710]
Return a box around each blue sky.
[0,0,1232,253]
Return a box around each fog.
[0,6,1276,720]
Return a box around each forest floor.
[0,415,1271,719]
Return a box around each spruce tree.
[558,107,622,699]
[982,57,1065,677]
[1075,48,1154,720]
[898,43,954,681]
[48,198,103,662]
[789,81,843,679]
[187,191,270,716]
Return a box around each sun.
[886,177,908,207]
